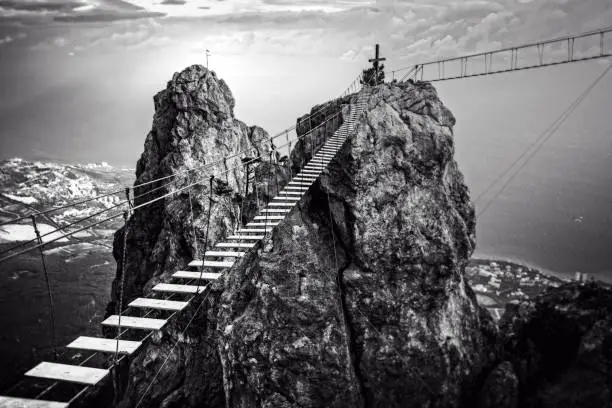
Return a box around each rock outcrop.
[482,282,612,408]
[105,68,498,407]
[217,82,497,408]
[108,65,275,315]
[106,65,281,407]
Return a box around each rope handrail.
[0,72,363,227]
[0,187,125,227]
[0,109,347,263]
[388,25,612,82]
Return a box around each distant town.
[465,258,589,320]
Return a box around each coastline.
[470,255,571,283]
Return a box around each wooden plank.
[66,336,141,355]
[260,208,291,213]
[25,362,108,386]
[102,315,167,330]
[236,228,271,233]
[200,260,235,268]
[254,215,285,220]
[246,222,280,227]
[226,235,263,241]
[272,195,301,200]
[268,202,296,207]
[216,242,257,248]
[277,191,303,195]
[173,271,222,280]
[185,260,234,268]
[284,186,309,190]
[152,283,204,294]
[129,297,189,311]
[204,250,246,257]
[288,182,313,186]
[0,396,69,408]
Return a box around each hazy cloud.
[0,0,166,23]
[53,9,165,22]
[0,0,84,12]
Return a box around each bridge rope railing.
[0,111,342,264]
[0,73,364,265]
[387,26,612,83]
[475,61,612,217]
[132,89,373,408]
[0,90,363,405]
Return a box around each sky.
[1,0,612,278]
[0,0,610,166]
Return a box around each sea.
[436,61,612,284]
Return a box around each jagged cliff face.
[108,65,273,314]
[108,68,498,408]
[217,82,497,408]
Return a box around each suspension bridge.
[0,26,610,407]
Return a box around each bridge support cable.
[476,62,612,217]
[188,188,200,261]
[115,211,131,363]
[196,176,215,293]
[31,215,59,362]
[0,187,126,228]
[390,26,612,83]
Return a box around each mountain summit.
[100,65,612,408]
[102,65,497,408]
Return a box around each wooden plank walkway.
[25,363,108,386]
[0,396,68,408]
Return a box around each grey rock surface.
[107,70,497,407]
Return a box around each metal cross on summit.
[368,44,386,79]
